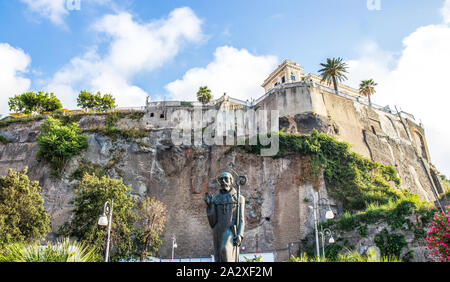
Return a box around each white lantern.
[329,236,335,244]
[325,209,335,220]
[98,213,108,226]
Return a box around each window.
[291,75,296,81]
[150,113,154,117]
[160,113,165,119]
[281,76,286,83]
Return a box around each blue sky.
[0,0,444,98]
[1,0,450,176]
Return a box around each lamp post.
[98,199,114,262]
[171,234,177,262]
[319,227,335,258]
[309,193,335,262]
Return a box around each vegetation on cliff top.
[8,91,62,115]
[77,90,116,112]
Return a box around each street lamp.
[309,193,335,262]
[98,199,114,262]
[318,197,335,220]
[319,227,335,258]
[171,234,177,261]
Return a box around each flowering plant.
[426,206,450,262]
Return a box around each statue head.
[218,172,234,193]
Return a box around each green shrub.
[36,117,88,176]
[0,135,12,145]
[336,211,359,231]
[374,229,407,258]
[325,244,344,261]
[0,168,51,247]
[70,160,106,181]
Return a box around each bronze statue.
[204,172,245,262]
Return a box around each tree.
[196,86,212,103]
[77,90,97,111]
[60,173,137,261]
[8,91,62,115]
[98,93,116,112]
[36,117,88,176]
[359,79,378,106]
[318,58,348,94]
[76,91,116,112]
[0,168,51,247]
[135,197,167,261]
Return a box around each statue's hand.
[204,192,212,207]
[233,235,242,247]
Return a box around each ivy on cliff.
[241,130,403,211]
[241,130,435,260]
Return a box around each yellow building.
[261,60,304,94]
[262,59,360,98]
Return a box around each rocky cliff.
[0,112,441,261]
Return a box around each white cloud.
[165,46,278,101]
[346,1,450,176]
[20,0,112,26]
[47,7,203,108]
[20,0,68,26]
[346,41,395,102]
[0,43,31,113]
[442,0,450,24]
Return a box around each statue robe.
[206,188,245,262]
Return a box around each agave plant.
[0,238,100,262]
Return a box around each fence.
[143,241,307,263]
[143,252,276,262]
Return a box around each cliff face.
[261,84,442,203]
[0,111,439,261]
[0,115,330,260]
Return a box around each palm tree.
[196,86,212,104]
[359,79,378,106]
[318,57,349,94]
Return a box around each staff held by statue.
[233,174,247,262]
